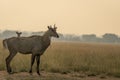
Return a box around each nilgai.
[3,25,59,75]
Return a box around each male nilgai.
[3,25,59,75]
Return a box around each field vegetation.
[0,40,120,79]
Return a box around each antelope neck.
[43,31,51,45]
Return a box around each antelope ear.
[47,26,50,29]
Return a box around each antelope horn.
[54,24,57,29]
[47,26,50,29]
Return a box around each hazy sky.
[0,0,120,35]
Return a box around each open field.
[0,40,120,80]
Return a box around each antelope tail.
[3,39,8,49]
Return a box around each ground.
[0,71,120,80]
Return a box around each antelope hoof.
[29,70,33,75]
[7,68,12,74]
[9,72,14,74]
[37,71,41,76]
[8,71,14,74]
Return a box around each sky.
[0,0,120,36]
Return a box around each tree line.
[0,30,120,43]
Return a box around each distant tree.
[2,30,17,38]
[31,31,44,36]
[21,31,30,37]
[0,30,1,38]
[82,34,98,42]
[63,34,80,41]
[58,33,63,37]
[117,38,120,43]
[102,33,119,43]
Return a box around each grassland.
[0,40,120,79]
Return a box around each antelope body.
[3,25,59,75]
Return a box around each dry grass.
[0,40,120,77]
